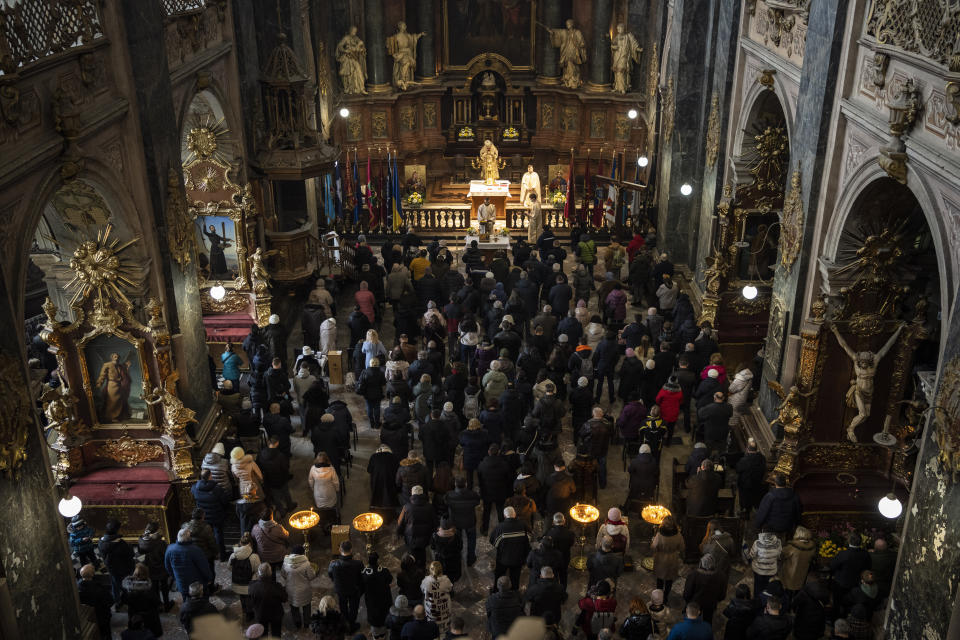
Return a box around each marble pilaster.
[415,0,436,80]
[538,0,563,82]
[365,0,388,90]
[587,0,614,89]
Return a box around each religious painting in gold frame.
[442,0,537,70]
[76,327,154,428]
[182,153,255,293]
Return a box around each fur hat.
[268,314,280,325]
[212,442,225,456]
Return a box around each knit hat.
[502,315,514,325]
[230,446,245,461]
[645,359,655,370]
[302,346,313,355]
[558,334,569,343]
[578,376,589,387]
[245,623,265,638]
[639,444,651,454]
[358,234,367,243]
[485,272,494,278]
[212,442,225,456]
[268,314,279,325]
[650,589,664,606]
[411,485,424,496]
[443,401,453,412]
[321,413,334,422]
[608,507,622,522]
[708,368,719,378]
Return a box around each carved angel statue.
[610,24,642,94]
[248,247,283,290]
[144,373,197,440]
[767,381,809,442]
[41,384,86,443]
[828,321,904,442]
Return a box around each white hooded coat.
[282,553,317,607]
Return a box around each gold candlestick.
[569,503,600,571]
[352,512,384,554]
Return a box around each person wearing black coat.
[396,454,430,504]
[791,581,829,640]
[723,584,762,640]
[262,317,287,368]
[695,373,724,408]
[179,582,220,633]
[77,564,114,640]
[257,438,293,519]
[191,470,232,560]
[698,393,734,453]
[99,520,136,604]
[262,403,293,456]
[477,444,514,534]
[357,361,387,428]
[385,595,415,640]
[544,462,577,517]
[754,474,803,535]
[627,445,659,502]
[362,552,395,631]
[120,565,163,638]
[264,361,291,404]
[489,508,530,590]
[486,576,524,637]
[592,331,623,404]
[493,327,523,363]
[683,554,727,626]
[420,411,451,475]
[381,405,413,460]
[398,487,436,567]
[829,535,872,607]
[328,540,365,626]
[445,478,482,565]
[348,307,372,352]
[369,444,401,509]
[736,444,768,515]
[524,566,567,619]
[542,514,576,588]
[459,421,491,490]
[526,536,564,588]
[137,523,171,611]
[686,460,724,517]
[745,597,792,640]
[430,520,464,582]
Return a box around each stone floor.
[106,257,752,639]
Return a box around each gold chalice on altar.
[289,509,320,556]
[640,505,672,571]
[352,512,384,554]
[569,503,600,571]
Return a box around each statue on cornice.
[546,19,586,89]
[611,24,642,94]
[336,26,367,95]
[386,22,424,91]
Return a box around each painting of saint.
[445,0,532,67]
[194,215,239,281]
[85,335,147,423]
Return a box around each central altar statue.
[472,139,505,185]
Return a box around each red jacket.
[578,595,618,637]
[655,388,684,423]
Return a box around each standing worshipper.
[363,552,395,640]
[421,561,453,634]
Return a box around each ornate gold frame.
[182,153,256,293]
[442,0,537,71]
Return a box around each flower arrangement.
[468,225,481,236]
[458,126,474,140]
[494,227,511,238]
[550,191,567,206]
[818,539,840,559]
[502,126,519,140]
[406,191,423,206]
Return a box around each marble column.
[0,270,85,636]
[416,0,436,80]
[365,0,388,90]
[588,0,614,89]
[120,0,214,415]
[538,0,563,82]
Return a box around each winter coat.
[698,401,734,444]
[399,494,437,549]
[736,452,767,507]
[545,470,577,515]
[396,458,430,501]
[228,544,261,595]
[257,446,291,490]
[490,518,530,567]
[381,419,412,459]
[682,565,727,615]
[779,537,817,591]
[368,449,401,508]
[686,469,724,517]
[420,418,451,463]
[618,357,646,402]
[312,611,349,640]
[68,522,95,555]
[727,370,754,414]
[99,533,135,578]
[651,530,684,580]
[486,589,525,638]
[655,387,684,423]
[358,365,387,401]
[320,318,338,353]
[137,531,168,580]
[187,519,217,564]
[421,574,453,632]
[164,540,212,594]
[588,549,625,586]
[179,595,217,633]
[251,519,290,564]
[308,463,340,509]
[829,547,872,590]
[282,553,317,607]
[328,553,364,595]
[459,428,491,470]
[754,487,803,534]
[581,417,613,458]
[191,478,230,525]
[431,531,463,582]
[231,454,264,504]
[596,520,631,551]
[478,454,514,503]
[362,565,394,626]
[723,596,761,640]
[524,577,567,619]
[592,338,621,374]
[746,613,792,640]
[750,532,782,577]
[249,575,287,623]
[221,349,242,382]
[620,613,654,640]
[628,452,659,501]
[791,583,829,640]
[121,576,163,636]
[481,369,508,401]
[202,452,232,493]
[445,487,482,530]
[605,289,628,322]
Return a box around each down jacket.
[282,552,317,607]
[201,451,232,493]
[252,519,290,564]
[231,454,264,503]
[163,539,212,594]
[308,463,340,509]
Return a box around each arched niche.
[179,88,238,167]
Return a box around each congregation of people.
[67,228,895,639]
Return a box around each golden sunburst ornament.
[187,127,218,159]
[182,112,231,165]
[66,225,140,308]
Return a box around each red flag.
[563,152,575,222]
[581,152,591,224]
[592,153,605,227]
[366,155,374,226]
[343,148,353,214]
[377,153,385,230]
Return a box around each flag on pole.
[334,159,343,221]
[391,152,404,231]
[377,152,385,230]
[580,152,591,225]
[323,173,333,226]
[365,155,375,227]
[592,154,605,226]
[352,152,362,224]
[343,150,352,221]
[562,152,575,222]
[604,152,618,226]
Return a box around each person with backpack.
[228,532,261,624]
[576,233,597,272]
[577,579,618,639]
[458,418,490,491]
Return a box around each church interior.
[0,0,959,638]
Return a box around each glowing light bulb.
[210,283,226,301]
[58,494,82,518]
[638,156,649,168]
[878,493,902,519]
[742,285,758,300]
[339,107,350,118]
[627,108,638,120]
[680,183,693,196]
